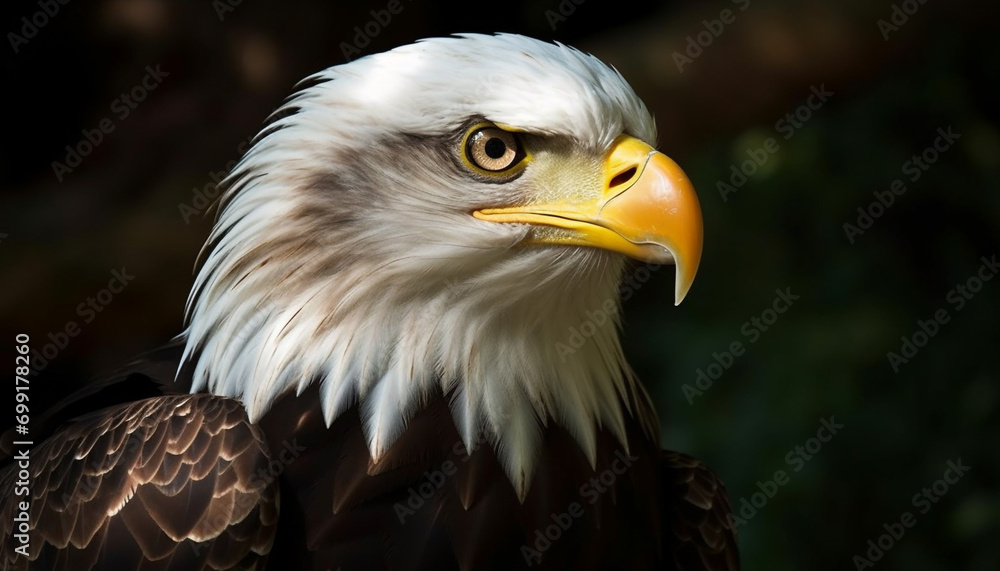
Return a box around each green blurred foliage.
[626,22,999,571]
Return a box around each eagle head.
[181,33,702,497]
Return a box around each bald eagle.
[1,34,737,570]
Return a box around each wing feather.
[0,394,278,570]
[660,450,740,570]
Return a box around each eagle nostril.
[609,166,637,189]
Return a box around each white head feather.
[181,33,659,497]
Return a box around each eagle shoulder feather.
[0,393,278,570]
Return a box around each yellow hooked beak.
[473,135,703,305]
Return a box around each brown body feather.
[0,345,737,570]
[0,388,278,570]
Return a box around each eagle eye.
[464,126,523,173]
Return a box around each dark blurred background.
[2,0,998,568]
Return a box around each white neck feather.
[182,230,655,496]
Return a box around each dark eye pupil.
[484,138,507,159]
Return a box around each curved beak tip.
[674,261,696,306]
[633,151,703,307]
